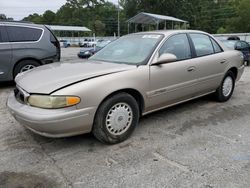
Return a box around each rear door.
[188,33,226,95]
[0,25,12,80]
[148,33,198,111]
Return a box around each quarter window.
[190,34,214,57]
[6,26,43,42]
[210,38,223,53]
[159,34,191,61]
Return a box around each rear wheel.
[93,93,139,144]
[13,60,40,78]
[215,71,235,102]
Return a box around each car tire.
[14,60,40,78]
[215,71,235,102]
[92,93,139,144]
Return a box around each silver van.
[0,21,60,81]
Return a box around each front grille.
[14,87,27,104]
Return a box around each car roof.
[131,30,209,37]
[0,21,45,29]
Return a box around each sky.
[0,0,118,20]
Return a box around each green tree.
[0,14,7,20]
[66,0,105,8]
[43,10,56,24]
[0,14,13,21]
[226,0,250,32]
[121,0,238,33]
[23,13,44,23]
[93,20,106,35]
[217,27,227,34]
[20,0,250,36]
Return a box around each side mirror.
[152,53,177,66]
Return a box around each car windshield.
[222,40,236,49]
[89,34,163,65]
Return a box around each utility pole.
[117,0,120,37]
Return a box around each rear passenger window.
[159,34,191,61]
[0,26,9,43]
[210,38,223,53]
[190,34,214,57]
[6,26,43,42]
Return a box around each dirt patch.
[0,171,59,188]
[175,102,250,135]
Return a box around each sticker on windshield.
[142,35,161,39]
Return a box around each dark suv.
[0,21,60,81]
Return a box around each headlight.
[28,95,81,109]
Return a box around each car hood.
[15,61,136,94]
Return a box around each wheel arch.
[13,58,42,78]
[96,88,145,117]
[227,67,238,79]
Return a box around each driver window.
[159,34,191,61]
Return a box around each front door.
[148,33,198,112]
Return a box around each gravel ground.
[0,49,250,187]
[61,47,82,63]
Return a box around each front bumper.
[7,93,96,138]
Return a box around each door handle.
[220,59,227,64]
[187,66,196,72]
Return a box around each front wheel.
[93,93,139,144]
[215,71,235,102]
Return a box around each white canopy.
[47,25,91,32]
[127,12,188,24]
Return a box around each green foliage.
[93,20,106,36]
[217,27,227,34]
[43,10,56,24]
[23,0,120,36]
[23,13,44,24]
[21,0,250,35]
[121,0,240,33]
[0,14,13,21]
[226,0,250,32]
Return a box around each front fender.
[52,65,150,112]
